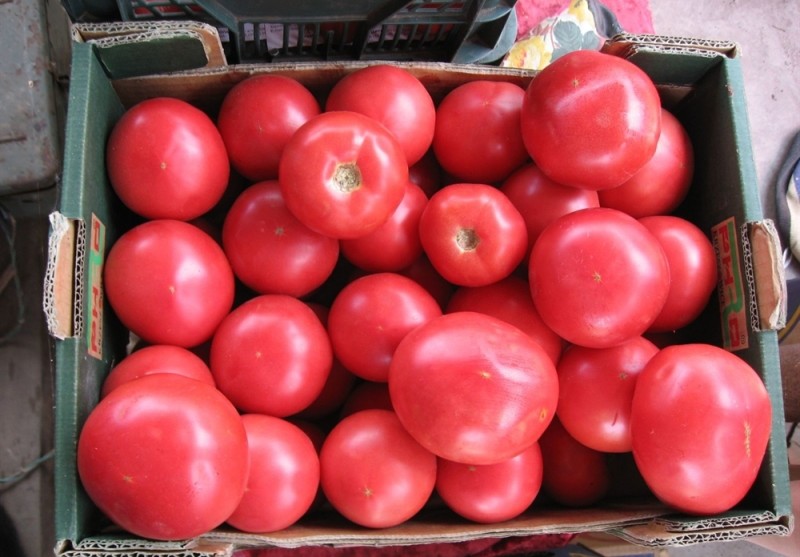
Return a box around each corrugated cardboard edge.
[55,537,233,557]
[71,21,227,70]
[44,212,83,339]
[741,220,788,331]
[604,32,739,59]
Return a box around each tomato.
[100,344,214,399]
[210,294,333,417]
[294,359,357,421]
[538,418,609,507]
[445,276,563,366]
[328,273,442,382]
[399,254,456,310]
[77,374,249,540]
[106,97,230,221]
[325,65,436,166]
[435,443,543,524]
[389,312,559,465]
[556,336,659,453]
[631,344,772,515]
[340,181,427,272]
[279,110,408,239]
[521,50,662,191]
[639,215,718,333]
[408,148,443,198]
[340,381,394,418]
[222,180,340,297]
[500,162,599,257]
[598,109,694,217]
[217,75,321,181]
[433,81,529,183]
[319,409,437,528]
[529,207,670,348]
[226,414,320,533]
[419,183,528,287]
[104,219,235,348]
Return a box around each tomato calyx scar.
[332,162,363,193]
[456,228,480,252]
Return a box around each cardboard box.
[44,22,793,557]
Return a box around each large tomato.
[419,183,528,287]
[598,108,694,217]
[325,64,436,166]
[100,344,214,399]
[445,276,563,366]
[529,207,670,348]
[433,81,529,183]
[319,409,437,528]
[500,162,599,257]
[217,75,321,181]
[556,336,659,453]
[226,414,320,533]
[279,110,408,239]
[631,344,772,515]
[210,294,333,417]
[77,374,249,540]
[340,181,428,272]
[520,50,662,191]
[639,215,718,333]
[389,312,559,465]
[106,97,230,221]
[538,418,610,507]
[328,272,442,382]
[104,219,235,348]
[435,443,543,524]
[222,180,340,297]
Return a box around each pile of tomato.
[76,50,773,542]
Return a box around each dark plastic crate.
[114,0,517,64]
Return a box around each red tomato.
[419,183,528,287]
[399,255,456,310]
[100,345,214,399]
[598,109,694,217]
[106,97,230,220]
[445,276,563,366]
[500,162,599,257]
[217,75,321,181]
[556,336,659,453]
[210,295,333,417]
[435,443,543,524]
[389,312,559,465]
[226,414,320,533]
[222,180,340,297]
[77,374,249,540]
[328,273,442,382]
[408,148,443,198]
[529,207,670,348]
[433,81,529,183]
[521,50,661,191]
[639,215,718,333]
[319,409,437,528]
[325,65,436,166]
[104,220,235,348]
[538,418,610,507]
[279,110,408,239]
[631,344,772,515]
[340,381,394,418]
[340,181,427,272]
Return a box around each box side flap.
[44,212,77,339]
[742,219,787,331]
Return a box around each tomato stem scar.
[456,228,480,251]
[332,162,362,193]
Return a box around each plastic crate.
[114,0,518,64]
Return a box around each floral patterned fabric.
[503,0,621,70]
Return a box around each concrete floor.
[0,1,798,556]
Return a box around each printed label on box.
[87,213,105,360]
[712,217,749,351]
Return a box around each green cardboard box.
[44,22,793,556]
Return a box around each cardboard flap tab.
[72,22,228,79]
[44,212,79,339]
[744,219,787,331]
